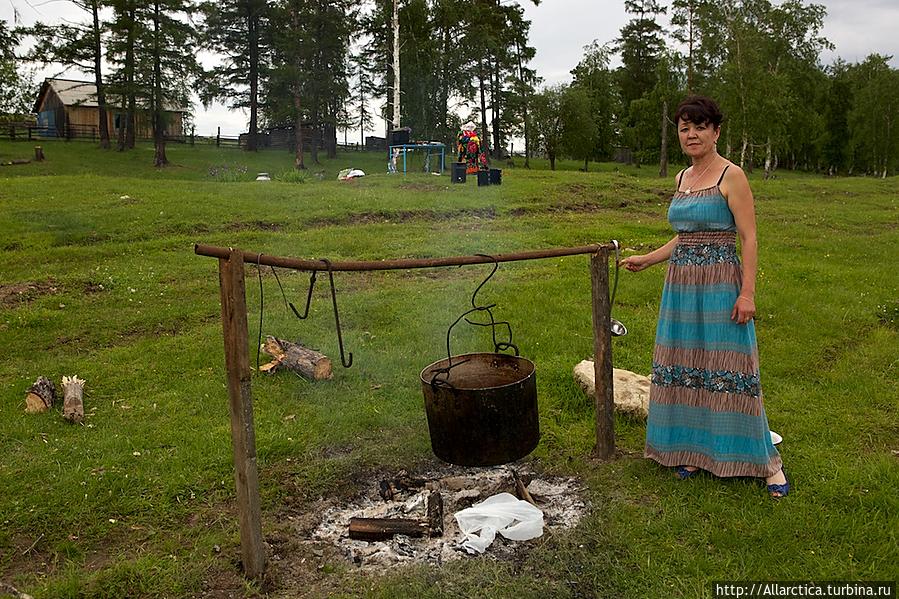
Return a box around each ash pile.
[305,465,587,569]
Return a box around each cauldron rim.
[419,352,536,391]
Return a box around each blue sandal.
[674,466,700,480]
[767,468,790,499]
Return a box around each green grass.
[0,139,896,598]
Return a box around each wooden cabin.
[33,78,186,139]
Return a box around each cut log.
[348,517,429,541]
[61,375,85,423]
[25,376,56,414]
[510,468,538,507]
[34,146,45,161]
[259,336,332,380]
[427,491,444,537]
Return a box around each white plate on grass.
[770,431,783,445]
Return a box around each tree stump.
[34,146,44,161]
[25,376,56,414]
[259,336,332,380]
[62,375,85,423]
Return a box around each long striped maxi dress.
[644,168,782,478]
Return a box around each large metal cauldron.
[420,352,539,467]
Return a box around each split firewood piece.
[378,470,427,501]
[25,376,56,414]
[427,491,444,538]
[348,517,430,542]
[0,581,35,599]
[510,468,538,507]
[259,335,332,380]
[61,375,85,423]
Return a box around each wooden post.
[590,250,615,458]
[217,126,221,147]
[218,249,266,579]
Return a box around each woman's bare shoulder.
[722,160,748,182]
[720,160,754,200]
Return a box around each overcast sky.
[4,0,898,136]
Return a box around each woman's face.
[678,118,720,159]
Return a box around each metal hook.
[469,253,499,309]
[271,266,317,320]
[610,239,620,307]
[321,258,353,368]
[609,239,628,337]
[256,253,265,372]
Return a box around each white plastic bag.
[454,492,544,554]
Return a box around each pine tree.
[617,0,666,107]
[107,0,139,150]
[199,0,271,151]
[348,50,377,147]
[267,0,356,166]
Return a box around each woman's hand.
[620,255,651,272]
[731,295,755,324]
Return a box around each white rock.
[573,360,650,419]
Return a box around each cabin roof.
[34,78,188,113]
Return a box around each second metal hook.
[321,258,353,368]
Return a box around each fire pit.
[300,465,588,570]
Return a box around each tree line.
[536,0,898,177]
[1,0,897,175]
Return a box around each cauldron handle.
[430,255,518,387]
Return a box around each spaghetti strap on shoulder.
[716,165,731,186]
[677,169,686,189]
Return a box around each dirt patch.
[45,314,220,351]
[551,201,603,213]
[306,207,496,229]
[0,280,61,309]
[398,181,447,193]
[509,202,604,218]
[115,314,220,342]
[560,183,593,196]
[82,281,106,294]
[226,221,286,232]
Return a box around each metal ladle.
[610,240,628,337]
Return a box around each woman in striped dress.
[620,95,789,498]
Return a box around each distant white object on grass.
[338,168,366,180]
[770,431,783,445]
[255,172,271,181]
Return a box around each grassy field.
[0,139,896,598]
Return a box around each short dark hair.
[674,95,724,129]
